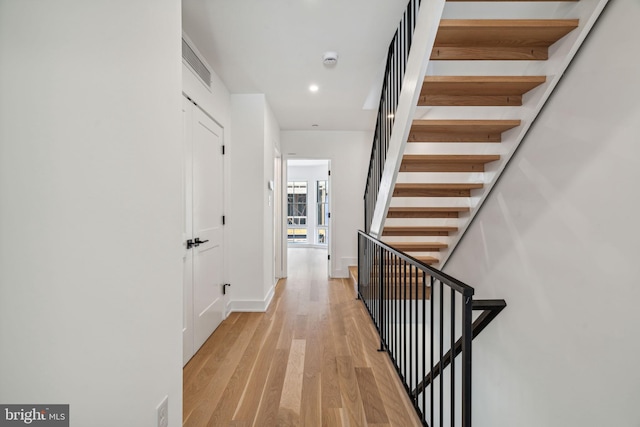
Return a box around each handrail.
[364,0,421,233]
[357,231,505,427]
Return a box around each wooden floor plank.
[324,407,353,427]
[204,314,274,426]
[336,355,366,427]
[293,314,307,340]
[300,373,322,426]
[321,324,343,410]
[252,348,289,427]
[345,315,371,368]
[232,311,285,424]
[278,339,306,418]
[355,367,390,424]
[183,313,261,426]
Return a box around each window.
[317,180,328,226]
[287,228,308,243]
[287,181,307,242]
[316,180,328,245]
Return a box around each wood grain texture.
[183,247,422,427]
[432,19,578,60]
[400,154,500,173]
[413,255,440,265]
[387,207,469,219]
[382,226,458,236]
[393,182,483,197]
[386,241,448,252]
[431,46,550,61]
[435,19,579,46]
[408,119,520,142]
[419,76,546,106]
[355,368,390,424]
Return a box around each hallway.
[183,247,421,426]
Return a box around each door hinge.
[328,212,331,219]
[328,254,330,260]
[222,145,225,155]
[328,170,331,176]
[222,215,226,225]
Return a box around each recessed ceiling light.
[309,84,319,93]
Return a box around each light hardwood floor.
[183,248,422,427]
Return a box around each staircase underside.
[379,0,608,267]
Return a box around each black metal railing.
[364,0,421,233]
[357,231,506,427]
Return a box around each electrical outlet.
[157,396,168,427]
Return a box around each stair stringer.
[378,0,610,268]
[369,0,447,238]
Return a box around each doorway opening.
[285,159,331,277]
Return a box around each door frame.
[283,158,332,277]
[274,148,285,280]
[182,94,228,365]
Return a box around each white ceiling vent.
[182,38,211,87]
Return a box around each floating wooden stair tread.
[348,265,358,283]
[387,242,449,252]
[432,19,579,60]
[394,183,483,197]
[387,207,470,218]
[400,154,500,172]
[383,226,458,237]
[416,256,439,265]
[419,76,547,106]
[380,255,439,266]
[409,119,520,143]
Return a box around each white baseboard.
[331,269,348,278]
[227,285,275,313]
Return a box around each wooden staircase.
[380,0,606,266]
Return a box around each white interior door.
[183,97,225,365]
[192,106,225,353]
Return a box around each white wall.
[228,94,280,311]
[0,2,183,427]
[287,163,330,247]
[281,131,371,277]
[443,2,640,425]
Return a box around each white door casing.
[327,162,332,278]
[182,97,195,365]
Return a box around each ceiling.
[182,0,409,131]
